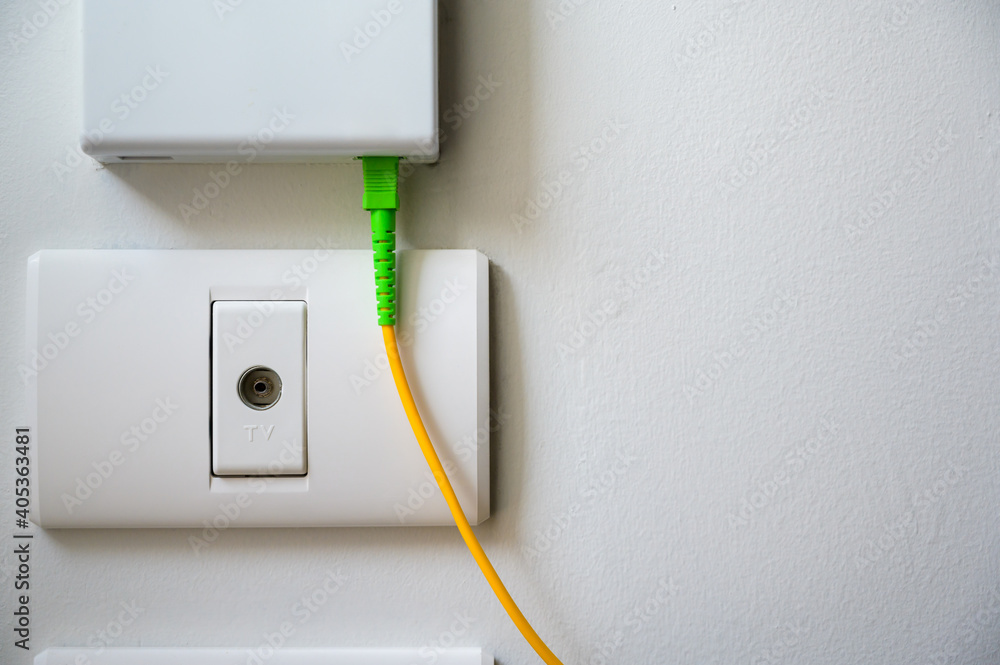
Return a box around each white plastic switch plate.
[26,250,488,528]
[35,648,492,665]
[212,301,307,476]
[82,0,438,163]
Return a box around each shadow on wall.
[430,0,536,531]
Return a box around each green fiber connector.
[362,156,400,326]
[362,156,400,211]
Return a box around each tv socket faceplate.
[25,250,488,528]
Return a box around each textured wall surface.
[2,1,999,664]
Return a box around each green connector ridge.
[362,156,400,326]
[371,209,397,326]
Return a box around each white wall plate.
[82,0,438,163]
[25,250,488,528]
[35,648,492,665]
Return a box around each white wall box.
[35,648,493,665]
[82,0,438,163]
[26,250,489,528]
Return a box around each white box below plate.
[25,250,488,528]
[35,648,492,665]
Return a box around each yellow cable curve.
[382,325,564,665]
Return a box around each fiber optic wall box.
[82,0,438,163]
[25,250,488,528]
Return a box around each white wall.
[2,1,999,663]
